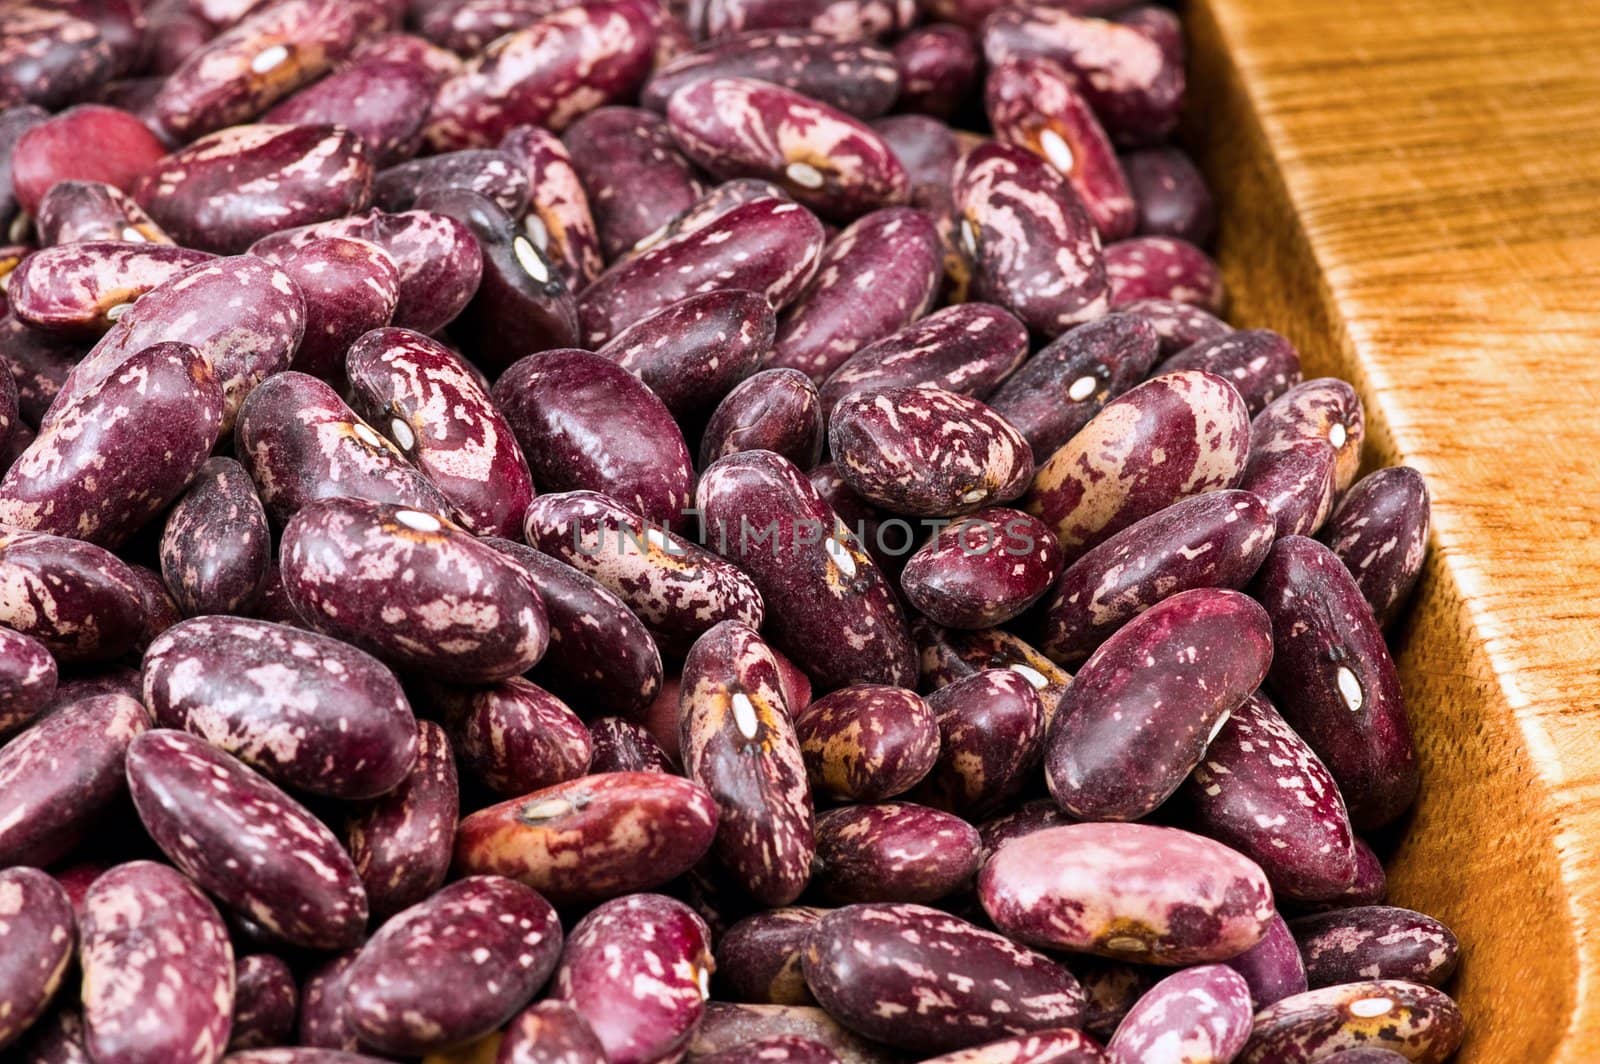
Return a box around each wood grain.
[1185,0,1600,1058]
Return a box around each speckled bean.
[79,861,234,1064]
[1120,298,1231,356]
[1154,329,1300,417]
[1040,489,1276,665]
[1238,981,1463,1064]
[794,684,937,801]
[496,1000,608,1064]
[1239,379,1365,537]
[454,771,719,905]
[35,180,172,246]
[717,907,826,1005]
[599,289,774,420]
[1122,145,1215,245]
[1026,369,1250,558]
[1290,907,1459,989]
[344,718,457,919]
[1225,913,1308,1009]
[645,31,899,118]
[696,1036,842,1063]
[551,894,713,1064]
[230,955,298,1051]
[492,347,696,527]
[892,25,979,120]
[812,801,979,903]
[430,676,591,795]
[500,123,604,291]
[276,237,399,380]
[914,667,1043,815]
[697,449,916,689]
[586,715,672,773]
[0,627,55,737]
[263,59,433,167]
[1106,965,1252,1064]
[902,507,1063,629]
[987,313,1162,463]
[700,367,825,469]
[0,10,118,111]
[0,527,147,662]
[980,823,1276,964]
[159,458,273,617]
[375,150,529,218]
[0,868,74,1051]
[916,622,1073,727]
[1253,536,1419,829]
[1321,466,1430,627]
[7,243,212,339]
[1104,237,1223,312]
[697,0,914,40]
[977,799,1077,866]
[623,178,797,260]
[562,107,706,259]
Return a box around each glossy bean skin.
[917,623,1074,728]
[159,457,273,617]
[345,877,561,1055]
[717,907,826,1005]
[587,715,673,773]
[696,1036,842,1063]
[1290,907,1460,989]
[981,8,1184,146]
[804,904,1084,1054]
[1153,328,1301,416]
[1106,965,1252,1064]
[1039,490,1276,666]
[599,289,774,420]
[485,538,664,718]
[263,59,434,167]
[79,861,235,1064]
[812,801,980,904]
[952,141,1109,337]
[1239,379,1366,538]
[1238,982,1464,1064]
[234,371,452,526]
[0,341,222,549]
[987,313,1162,463]
[914,668,1043,816]
[132,125,374,255]
[916,1030,1107,1064]
[1225,913,1308,1009]
[680,620,814,905]
[0,627,56,738]
[35,180,172,246]
[690,1003,901,1064]
[1321,466,1431,627]
[795,684,937,802]
[0,9,118,111]
[426,1,657,151]
[430,677,592,796]
[1105,237,1223,312]
[902,508,1063,628]
[230,955,298,1051]
[986,57,1135,241]
[645,32,899,118]
[454,772,719,906]
[700,367,824,470]
[375,149,530,217]
[0,528,147,663]
[1045,588,1272,821]
[980,823,1276,965]
[562,107,706,260]
[578,196,826,347]
[551,894,713,1064]
[1026,370,1251,559]
[697,449,917,690]
[1122,146,1216,245]
[496,1000,608,1064]
[622,179,799,263]
[0,868,74,1051]
[500,124,605,291]
[346,327,533,538]
[1253,536,1419,829]
[126,730,369,950]
[768,207,941,381]
[1121,298,1232,356]
[296,951,363,1052]
[1180,693,1359,902]
[893,25,979,120]
[977,799,1077,866]
[277,237,399,380]
[698,0,914,39]
[282,496,547,682]
[7,243,213,339]
[51,254,304,436]
[345,719,457,920]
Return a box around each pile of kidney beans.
[0,0,1463,1061]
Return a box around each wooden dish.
[1186,0,1600,1058]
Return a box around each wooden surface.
[1186,0,1600,1058]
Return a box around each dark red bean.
[500,123,605,291]
[496,1000,608,1064]
[429,676,592,796]
[6,242,211,341]
[915,622,1073,728]
[812,801,980,904]
[893,25,979,120]
[1120,297,1232,355]
[157,457,271,617]
[0,626,56,739]
[375,149,529,217]
[1321,466,1431,627]
[586,716,673,774]
[599,289,774,420]
[698,0,914,40]
[0,528,148,663]
[645,31,900,118]
[1238,981,1463,1064]
[276,237,399,380]
[1225,913,1308,1009]
[34,180,172,247]
[1290,906,1460,989]
[345,719,457,920]
[1153,328,1303,416]
[0,867,75,1051]
[263,59,433,166]
[9,106,164,219]
[700,367,824,470]
[1122,145,1216,245]
[229,954,298,1051]
[562,106,706,260]
[901,508,1063,629]
[717,907,827,1006]
[1105,236,1223,312]
[794,684,938,802]
[914,668,1043,816]
[0,10,117,112]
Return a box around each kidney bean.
[1254,536,1418,828]
[697,1037,842,1063]
[981,823,1275,964]
[263,59,431,167]
[343,719,456,920]
[1118,299,1230,357]
[812,801,979,903]
[698,0,913,39]
[455,771,719,905]
[1224,913,1308,1009]
[1122,146,1215,246]
[1104,237,1223,312]
[0,9,117,112]
[230,955,298,1051]
[914,668,1043,815]
[7,243,209,341]
[953,142,1108,336]
[906,510,1060,628]
[768,207,940,381]
[700,367,824,469]
[0,868,74,1052]
[869,114,959,193]
[429,676,592,795]
[1179,692,1359,901]
[551,894,712,1064]
[1312,1052,1413,1064]
[794,684,937,801]
[1290,906,1460,990]
[1239,981,1463,1064]
[1027,369,1250,557]
[1040,490,1275,665]
[1153,329,1301,416]
[988,314,1161,462]
[375,150,529,218]
[9,107,160,221]
[698,449,916,689]
[0,528,147,662]
[586,716,671,774]
[982,8,1183,146]
[272,238,399,380]
[919,1030,1109,1064]
[32,180,166,246]
[484,538,665,719]
[79,861,234,1064]
[580,196,825,346]
[917,622,1073,727]
[296,951,363,1052]
[0,106,47,236]
[891,25,977,120]
[495,1000,608,1064]
[126,565,181,654]
[716,907,825,1006]
[1321,466,1430,627]
[691,1004,901,1064]
[563,107,706,259]
[132,124,374,255]
[499,124,604,292]
[977,799,1077,866]
[412,0,551,54]
[343,876,560,1055]
[426,1,655,151]
[645,32,898,118]
[1237,382,1361,537]
[0,627,54,737]
[234,371,451,525]
[1105,964,1252,1064]
[807,903,1085,1053]
[599,289,773,420]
